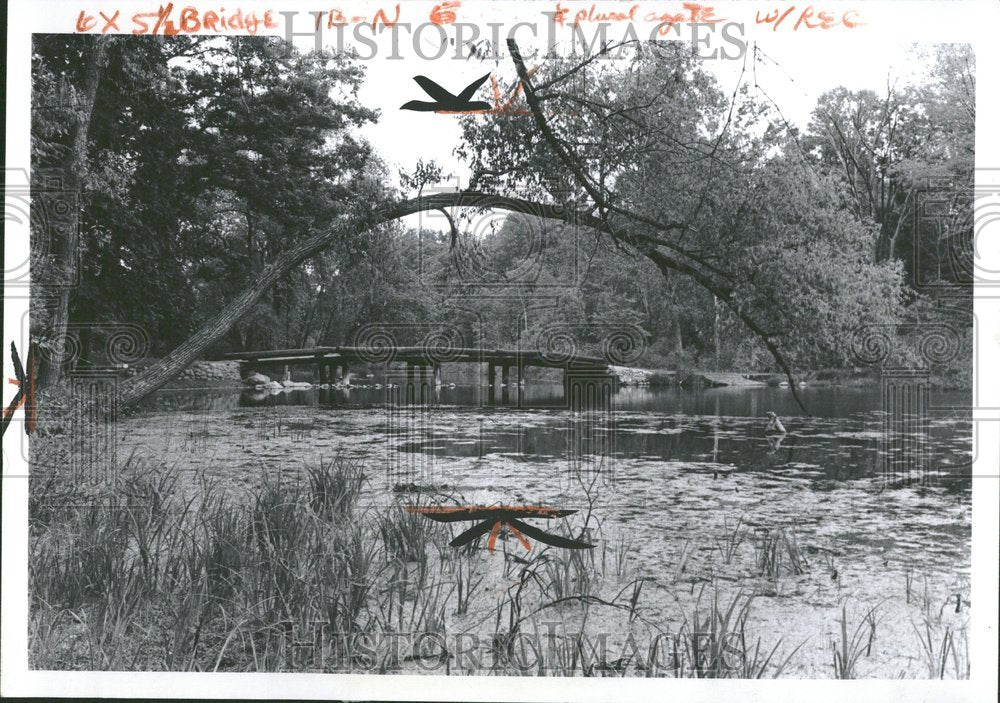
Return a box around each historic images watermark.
[7,318,150,486]
[5,169,79,297]
[267,621,752,674]
[280,9,748,62]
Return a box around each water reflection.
[120,381,973,608]
[135,382,970,416]
[133,383,972,490]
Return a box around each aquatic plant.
[540,550,595,602]
[831,601,881,679]
[27,444,920,679]
[913,618,969,679]
[753,526,808,578]
[673,539,695,582]
[600,532,634,578]
[378,504,429,566]
[714,515,747,565]
[677,588,804,679]
[306,455,365,518]
[454,551,485,616]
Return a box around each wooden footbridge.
[219,345,617,401]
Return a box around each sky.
[311,31,937,235]
[333,35,934,188]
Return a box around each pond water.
[121,382,973,677]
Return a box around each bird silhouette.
[400,73,492,113]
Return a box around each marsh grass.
[600,533,634,578]
[24,459,821,678]
[378,504,430,566]
[527,624,596,676]
[676,588,804,678]
[541,550,596,602]
[753,527,808,578]
[831,601,882,679]
[30,433,929,678]
[306,455,364,517]
[913,618,970,679]
[673,539,694,581]
[453,549,485,616]
[29,453,433,671]
[714,516,747,565]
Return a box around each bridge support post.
[501,365,510,404]
[433,364,442,388]
[517,360,524,406]
[318,358,328,386]
[406,362,415,404]
[417,364,428,402]
[340,363,351,386]
[486,361,496,404]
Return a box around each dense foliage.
[30,36,974,385]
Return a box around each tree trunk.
[319,304,337,347]
[37,37,110,389]
[672,308,683,354]
[297,291,321,348]
[713,295,722,370]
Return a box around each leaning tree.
[36,37,904,413]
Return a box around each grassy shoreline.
[27,430,971,676]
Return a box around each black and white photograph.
[2,1,997,700]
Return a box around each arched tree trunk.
[505,38,809,412]
[116,192,667,404]
[116,191,806,410]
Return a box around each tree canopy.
[29,35,974,404]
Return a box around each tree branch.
[507,38,808,413]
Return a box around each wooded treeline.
[30,36,974,392]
